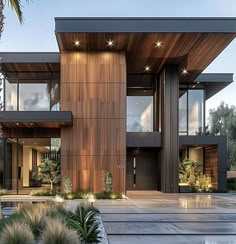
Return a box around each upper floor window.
[179,89,205,135]
[127,96,153,132]
[3,72,60,111]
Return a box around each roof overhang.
[55,17,236,82]
[0,111,72,128]
[0,52,60,73]
[195,73,233,99]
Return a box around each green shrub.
[69,206,101,243]
[227,178,236,191]
[41,218,79,244]
[1,222,34,244]
[95,191,123,199]
[63,176,72,193]
[30,189,56,196]
[103,171,113,192]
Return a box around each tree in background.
[208,102,236,169]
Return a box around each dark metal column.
[159,65,179,193]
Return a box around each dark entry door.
[126,149,157,190]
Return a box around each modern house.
[0,17,235,194]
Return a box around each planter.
[179,184,192,193]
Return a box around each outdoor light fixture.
[73,40,81,47]
[87,194,96,207]
[182,69,188,75]
[155,41,162,48]
[197,81,200,84]
[106,39,114,47]
[16,123,19,126]
[144,65,151,72]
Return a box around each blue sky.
[1,0,236,121]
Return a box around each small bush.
[63,176,72,193]
[41,218,79,244]
[30,189,56,196]
[20,204,46,238]
[1,222,34,244]
[95,191,123,199]
[227,178,236,191]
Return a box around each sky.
[1,0,236,122]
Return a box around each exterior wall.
[60,51,126,193]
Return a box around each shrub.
[63,176,72,193]
[1,222,34,244]
[30,189,56,196]
[69,206,101,243]
[227,178,236,191]
[19,204,46,238]
[41,218,79,244]
[103,171,113,192]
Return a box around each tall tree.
[208,102,236,168]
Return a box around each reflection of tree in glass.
[46,79,60,110]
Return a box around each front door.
[126,149,157,190]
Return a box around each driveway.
[96,191,236,244]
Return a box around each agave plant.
[41,218,79,244]
[69,206,101,243]
[1,222,34,244]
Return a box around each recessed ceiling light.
[155,41,162,48]
[22,141,24,144]
[73,40,81,47]
[144,65,151,72]
[197,81,200,84]
[192,85,196,88]
[34,142,37,145]
[16,122,19,126]
[182,69,188,75]
[106,39,114,47]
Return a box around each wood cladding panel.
[61,51,126,193]
[205,146,218,189]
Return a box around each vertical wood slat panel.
[61,51,126,193]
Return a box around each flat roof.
[55,17,236,33]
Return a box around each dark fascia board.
[127,132,161,147]
[195,73,234,100]
[55,17,236,33]
[179,135,227,146]
[195,73,234,83]
[0,52,60,63]
[0,111,72,123]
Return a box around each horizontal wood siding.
[61,51,126,193]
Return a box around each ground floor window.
[0,137,61,194]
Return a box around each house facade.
[0,17,235,194]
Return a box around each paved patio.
[96,192,236,244]
[1,192,236,243]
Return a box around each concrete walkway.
[95,192,236,244]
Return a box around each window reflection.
[188,90,204,135]
[19,81,50,111]
[5,79,17,111]
[179,91,187,135]
[127,96,153,132]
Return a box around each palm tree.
[0,0,28,41]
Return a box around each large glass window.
[19,81,50,111]
[179,89,205,135]
[3,72,60,111]
[179,91,187,135]
[5,79,17,111]
[1,138,61,194]
[188,90,204,135]
[127,96,153,132]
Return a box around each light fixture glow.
[106,39,114,47]
[144,65,151,72]
[182,69,188,75]
[73,40,81,47]
[16,123,19,126]
[155,41,162,48]
[197,81,200,84]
